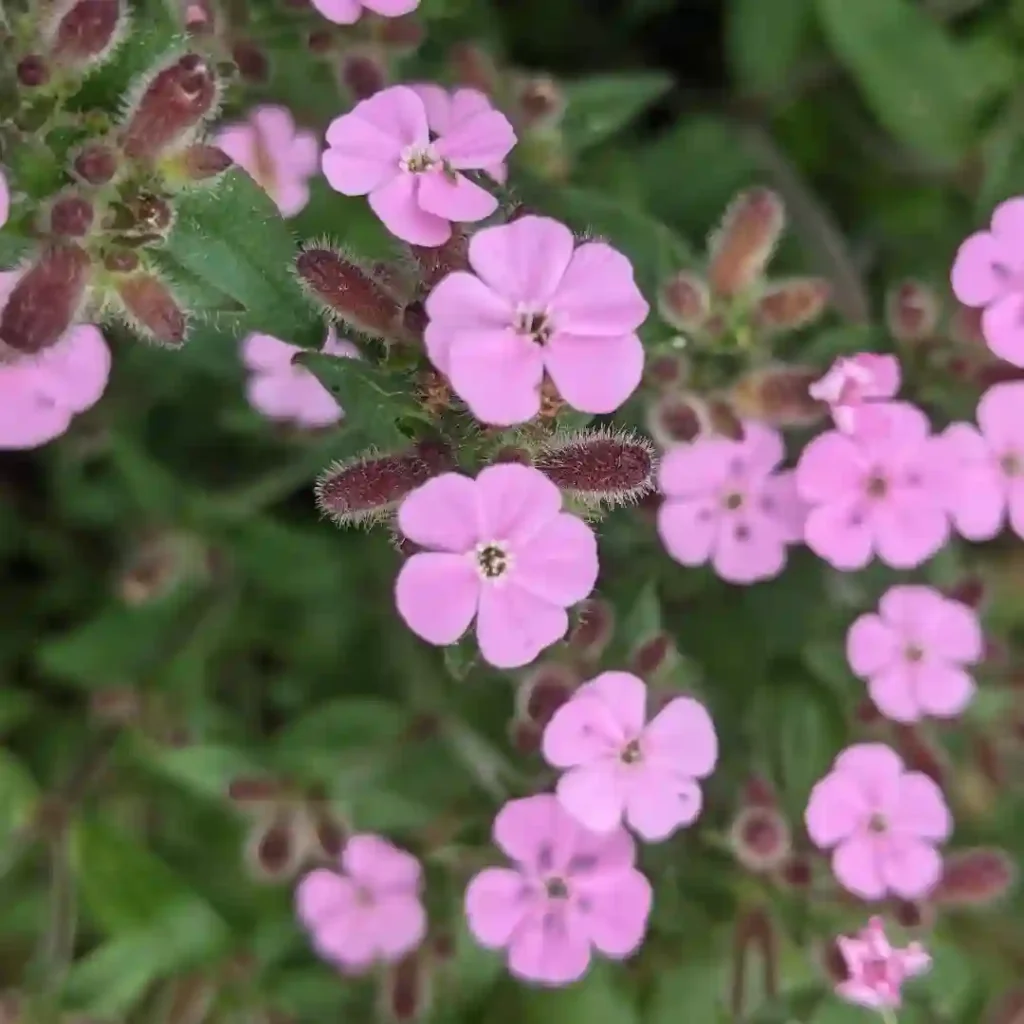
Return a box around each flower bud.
[114,273,188,346]
[0,243,92,355]
[124,191,175,235]
[296,245,407,343]
[245,811,305,882]
[944,575,985,609]
[314,448,440,527]
[629,632,674,679]
[49,0,126,68]
[375,14,425,51]
[707,187,785,298]
[339,50,388,101]
[516,663,577,726]
[729,805,792,873]
[383,953,431,1022]
[891,899,934,931]
[706,395,744,441]
[409,231,470,291]
[533,427,655,510]
[951,303,985,347]
[646,392,704,446]
[893,725,947,787]
[231,40,269,83]
[741,775,777,809]
[932,848,1016,907]
[513,74,566,131]
[886,280,939,343]
[508,718,541,755]
[307,28,335,55]
[448,41,499,96]
[729,364,826,428]
[167,142,234,185]
[566,597,614,658]
[72,141,119,184]
[48,193,95,237]
[779,854,811,889]
[17,55,50,87]
[646,353,688,390]
[227,776,287,805]
[658,270,710,332]
[752,278,830,335]
[121,53,220,161]
[307,803,347,862]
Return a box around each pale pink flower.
[656,422,805,584]
[933,382,1024,541]
[847,585,982,723]
[394,464,598,669]
[296,834,426,972]
[241,327,357,428]
[795,402,949,570]
[425,216,648,425]
[464,793,652,986]
[311,0,418,24]
[805,743,952,900]
[541,671,717,841]
[951,197,1024,366]
[0,168,9,227]
[808,353,901,435]
[322,85,515,247]
[215,106,319,218]
[836,917,931,1011]
[0,272,110,450]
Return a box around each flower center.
[620,739,642,764]
[723,491,744,511]
[904,643,924,663]
[865,473,888,498]
[400,142,441,174]
[867,812,888,834]
[1001,451,1022,476]
[354,884,375,907]
[514,305,554,345]
[474,541,512,581]
[544,876,570,900]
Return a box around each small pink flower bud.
[933,848,1016,907]
[0,243,92,355]
[114,273,188,346]
[339,50,388,101]
[646,392,704,446]
[516,663,577,726]
[72,141,119,184]
[383,953,431,1022]
[658,270,710,332]
[707,187,785,298]
[753,278,830,335]
[49,0,125,68]
[566,597,614,657]
[533,427,655,510]
[48,193,95,237]
[231,40,269,83]
[121,53,220,161]
[886,280,939,343]
[295,245,407,342]
[629,632,674,678]
[729,364,826,428]
[729,805,792,873]
[17,55,50,87]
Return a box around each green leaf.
[645,954,728,1024]
[0,749,38,844]
[132,740,261,801]
[516,963,640,1024]
[0,690,36,736]
[560,72,672,154]
[443,637,479,681]
[728,0,813,96]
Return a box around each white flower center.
[473,540,513,582]
[400,142,441,174]
[513,304,554,345]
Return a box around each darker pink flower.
[0,168,8,227]
[394,464,598,669]
[215,105,319,218]
[322,85,515,247]
[425,216,647,425]
[808,353,901,435]
[541,671,717,841]
[657,422,805,584]
[296,834,426,972]
[464,794,652,986]
[311,0,419,23]
[836,917,931,1011]
[805,744,952,900]
[795,402,949,570]
[241,328,357,428]
[847,585,982,723]
[951,197,1024,366]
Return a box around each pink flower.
[805,743,952,900]
[311,0,418,23]
[296,834,426,973]
[847,585,982,724]
[464,793,652,986]
[933,382,1024,541]
[0,272,110,450]
[656,422,805,584]
[0,168,9,227]
[951,197,1024,366]
[541,671,717,841]
[241,327,357,428]
[215,106,320,218]
[836,917,931,1011]
[409,84,508,185]
[808,353,901,435]
[322,85,515,247]
[394,464,598,669]
[795,402,948,570]
[424,216,648,425]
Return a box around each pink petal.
[833,743,905,783]
[425,270,512,327]
[740,421,786,477]
[362,0,420,14]
[847,614,899,678]
[370,174,452,246]
[465,867,534,947]
[565,823,636,876]
[397,472,480,551]
[289,372,342,426]
[1009,479,1024,538]
[394,551,479,646]
[914,662,974,719]
[982,291,1024,368]
[867,665,920,724]
[354,85,428,148]
[916,595,983,663]
[550,242,649,336]
[836,979,888,1011]
[371,892,427,959]
[805,773,868,847]
[544,331,645,414]
[556,762,627,834]
[542,695,627,768]
[296,868,358,928]
[657,438,734,496]
[932,423,1004,541]
[343,835,422,890]
[409,83,452,134]
[475,462,563,546]
[447,328,544,426]
[950,231,1011,307]
[760,471,806,544]
[513,513,598,606]
[576,671,648,737]
[891,773,952,841]
[644,696,718,778]
[241,332,297,372]
[990,196,1024,253]
[508,913,592,986]
[417,171,498,224]
[322,145,397,198]
[435,108,516,170]
[833,834,887,900]
[31,324,111,413]
[476,583,568,668]
[247,373,301,420]
[804,501,874,571]
[273,179,311,219]
[0,169,8,228]
[711,512,787,583]
[977,380,1024,448]
[289,130,321,178]
[492,793,575,871]
[795,431,861,503]
[623,772,702,841]
[214,124,256,171]
[314,906,378,968]
[872,492,949,570]
[657,499,718,567]
[323,93,415,193]
[451,88,493,121]
[574,868,652,957]
[252,105,297,153]
[467,216,576,305]
[311,0,363,22]
[880,836,943,899]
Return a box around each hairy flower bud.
[706,395,745,441]
[245,811,305,882]
[779,854,811,889]
[296,245,408,342]
[48,193,95,237]
[17,55,50,87]
[646,392,704,446]
[566,597,614,658]
[339,50,388,101]
[752,278,830,335]
[114,273,188,346]
[49,0,125,68]
[516,663,577,726]
[707,187,785,298]
[646,353,688,390]
[886,279,939,343]
[0,243,92,355]
[383,953,431,1022]
[629,632,675,679]
[933,848,1016,907]
[729,364,826,428]
[658,270,710,332]
[508,718,541,755]
[307,803,347,862]
[729,805,792,873]
[533,427,655,510]
[121,53,220,161]
[409,231,470,291]
[231,40,269,82]
[166,142,234,185]
[72,141,120,184]
[513,74,566,131]
[123,191,174,235]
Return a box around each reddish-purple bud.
[126,192,174,234]
[658,271,710,332]
[708,188,785,299]
[566,597,614,658]
[508,718,541,755]
[114,273,188,346]
[72,141,119,184]
[0,243,92,355]
[647,392,704,446]
[646,353,688,390]
[339,50,388,101]
[17,55,50,87]
[891,900,933,931]
[886,280,939,343]
[375,14,425,51]
[932,848,1016,907]
[175,142,233,182]
[296,245,408,342]
[448,41,499,96]
[893,725,947,787]
[516,663,577,726]
[729,806,792,873]
[533,427,655,510]
[730,364,826,428]
[945,575,986,610]
[742,775,777,809]
[779,854,811,889]
[121,53,220,161]
[103,248,139,273]
[707,395,745,441]
[49,194,95,237]
[629,632,674,679]
[49,0,124,67]
[752,278,830,335]
[951,303,985,347]
[245,812,304,882]
[307,804,348,862]
[231,40,269,82]
[383,953,431,1022]
[513,74,566,130]
[409,231,470,291]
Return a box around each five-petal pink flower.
[216,105,320,218]
[805,743,952,900]
[464,793,652,986]
[322,85,516,247]
[836,917,931,1011]
[657,422,805,584]
[425,215,648,425]
[241,327,356,428]
[394,464,599,669]
[951,197,1024,366]
[542,672,717,841]
[847,585,982,723]
[311,0,419,24]
[808,352,901,435]
[296,834,426,973]
[795,401,948,570]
